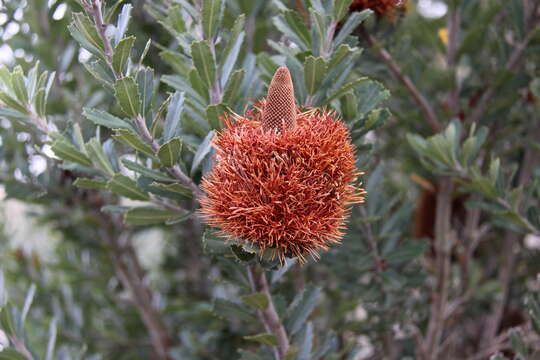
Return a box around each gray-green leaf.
[114,77,141,118]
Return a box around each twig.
[359,27,442,133]
[358,207,384,272]
[103,226,172,359]
[246,264,290,360]
[424,177,453,359]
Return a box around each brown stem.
[87,0,120,80]
[424,177,453,359]
[247,264,290,359]
[360,28,442,133]
[104,228,172,359]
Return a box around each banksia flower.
[350,0,407,17]
[200,67,365,262]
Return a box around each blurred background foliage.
[0,0,540,359]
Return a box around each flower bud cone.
[262,67,296,132]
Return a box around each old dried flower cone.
[350,0,407,17]
[200,67,365,262]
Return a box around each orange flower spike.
[200,67,366,262]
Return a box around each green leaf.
[189,67,209,101]
[241,292,269,310]
[323,77,368,105]
[334,0,353,22]
[385,241,428,264]
[136,67,154,116]
[231,244,256,262]
[202,0,224,40]
[112,36,135,75]
[0,348,27,360]
[191,130,215,176]
[212,298,255,322]
[244,333,278,346]
[163,91,185,141]
[121,159,173,182]
[296,322,314,360]
[334,10,372,46]
[51,137,93,167]
[73,178,108,189]
[285,285,321,336]
[304,56,327,95]
[69,12,104,57]
[340,91,357,120]
[0,90,27,114]
[206,103,227,130]
[191,40,216,89]
[11,66,28,105]
[157,137,183,167]
[83,107,135,131]
[150,182,193,199]
[113,129,154,156]
[107,174,150,201]
[124,206,179,225]
[114,4,132,45]
[114,77,141,118]
[85,138,116,176]
[223,69,245,104]
[0,304,16,336]
[274,10,311,50]
[220,15,245,87]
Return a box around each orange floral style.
[199,67,365,262]
[350,0,407,16]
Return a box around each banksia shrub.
[200,67,365,262]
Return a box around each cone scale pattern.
[200,67,365,262]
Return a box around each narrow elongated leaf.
[114,4,132,45]
[163,92,185,141]
[121,159,173,182]
[223,69,245,104]
[112,36,135,75]
[136,68,154,116]
[70,12,104,56]
[108,174,149,200]
[244,333,278,346]
[191,40,216,88]
[191,131,215,175]
[83,107,134,131]
[206,103,227,130]
[0,91,28,114]
[334,0,353,22]
[0,348,27,360]
[212,298,255,322]
[73,178,108,189]
[151,182,192,199]
[113,129,154,156]
[114,77,141,117]
[11,66,28,105]
[296,322,314,360]
[322,77,368,105]
[285,285,321,336]
[51,137,93,167]
[273,10,311,50]
[85,138,116,176]
[304,56,327,95]
[334,10,372,46]
[202,0,224,40]
[241,292,269,310]
[125,206,179,225]
[157,137,183,167]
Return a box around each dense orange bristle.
[262,67,296,132]
[200,105,365,262]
